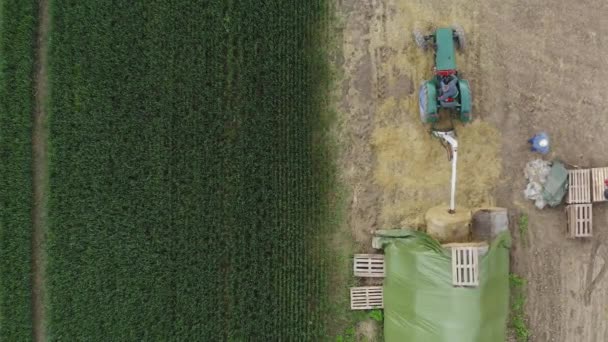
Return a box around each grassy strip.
[518,213,529,246]
[316,10,362,340]
[336,310,383,342]
[0,0,37,340]
[46,0,334,340]
[509,273,530,342]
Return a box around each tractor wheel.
[458,79,472,123]
[413,28,428,50]
[452,24,466,50]
[418,83,437,123]
[460,111,472,123]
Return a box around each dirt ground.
[336,0,608,341]
[32,0,50,341]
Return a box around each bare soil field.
[336,0,608,340]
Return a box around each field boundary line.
[32,0,50,340]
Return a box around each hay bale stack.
[425,205,471,243]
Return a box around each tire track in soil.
[32,0,50,340]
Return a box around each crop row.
[47,0,332,340]
[0,0,37,340]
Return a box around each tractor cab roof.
[435,28,457,71]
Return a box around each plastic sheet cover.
[375,230,511,342]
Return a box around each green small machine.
[414,26,472,125]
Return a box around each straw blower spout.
[424,130,472,243]
[432,130,459,213]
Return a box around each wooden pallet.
[567,169,591,204]
[350,286,383,310]
[451,246,479,287]
[591,167,608,202]
[353,254,385,277]
[567,204,592,238]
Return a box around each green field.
[46,0,334,340]
[0,0,36,340]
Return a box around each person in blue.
[528,132,550,154]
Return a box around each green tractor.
[414,26,472,125]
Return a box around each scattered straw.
[371,0,500,228]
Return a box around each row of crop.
[0,0,37,340]
[219,1,331,338]
[46,0,331,340]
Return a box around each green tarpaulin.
[542,160,568,207]
[375,230,511,342]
